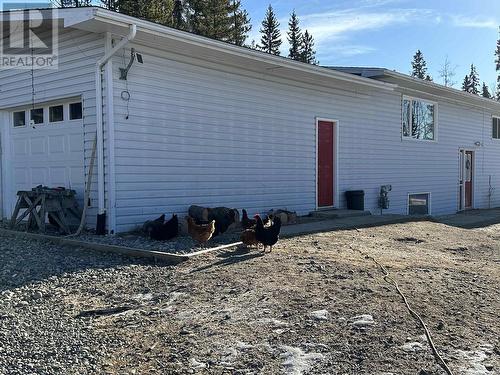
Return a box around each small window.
[493,117,500,139]
[408,193,430,215]
[13,111,26,127]
[30,108,44,125]
[49,105,64,122]
[402,97,436,141]
[69,102,83,120]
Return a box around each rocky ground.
[0,220,499,374]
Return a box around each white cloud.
[451,15,499,29]
[297,8,433,45]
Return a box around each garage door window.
[69,102,82,120]
[13,111,26,127]
[49,105,64,123]
[30,108,44,125]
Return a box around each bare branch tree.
[438,56,457,87]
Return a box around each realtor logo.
[1,3,58,69]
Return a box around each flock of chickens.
[142,207,289,252]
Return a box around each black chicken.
[241,209,256,229]
[254,214,281,252]
[143,214,178,241]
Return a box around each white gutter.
[95,24,137,219]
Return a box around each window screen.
[408,193,430,215]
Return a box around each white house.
[1,7,499,234]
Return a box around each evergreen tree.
[259,5,282,55]
[411,50,429,79]
[299,30,317,64]
[228,0,252,46]
[425,75,433,82]
[482,82,492,98]
[287,11,302,61]
[468,64,480,95]
[172,0,184,29]
[186,0,250,44]
[462,75,472,93]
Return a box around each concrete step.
[310,209,372,219]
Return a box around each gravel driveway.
[1,220,499,374]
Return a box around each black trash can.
[345,190,365,210]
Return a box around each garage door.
[9,100,85,208]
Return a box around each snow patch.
[258,318,289,326]
[280,346,324,375]
[189,358,207,369]
[455,344,494,375]
[401,342,425,352]
[309,310,330,321]
[349,314,375,328]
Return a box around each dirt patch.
[1,220,499,374]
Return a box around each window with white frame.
[402,97,436,141]
[493,117,500,139]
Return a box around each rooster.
[186,216,216,244]
[254,214,281,252]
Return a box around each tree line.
[410,33,500,101]
[56,1,317,64]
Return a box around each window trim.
[402,95,438,142]
[492,116,500,140]
[407,192,432,215]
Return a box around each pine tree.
[287,11,302,61]
[411,50,429,79]
[299,30,317,64]
[172,0,184,29]
[259,5,282,55]
[228,0,252,46]
[468,64,480,95]
[462,75,472,93]
[482,83,492,98]
[425,75,433,82]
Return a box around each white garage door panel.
[10,111,84,204]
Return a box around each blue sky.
[244,0,500,90]
[1,0,499,90]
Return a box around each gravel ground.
[1,220,499,374]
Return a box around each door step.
[310,209,372,219]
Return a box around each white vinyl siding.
[110,43,500,232]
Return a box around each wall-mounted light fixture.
[120,48,144,80]
[474,141,482,147]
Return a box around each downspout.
[95,24,136,229]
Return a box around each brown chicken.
[240,229,259,248]
[186,216,216,243]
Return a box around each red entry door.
[465,151,473,209]
[317,121,335,207]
